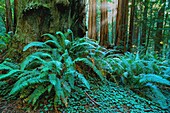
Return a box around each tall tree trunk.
[14,0,18,33]
[111,6,115,45]
[100,0,108,47]
[141,0,149,47]
[155,0,166,52]
[115,0,129,52]
[88,0,97,40]
[5,0,13,33]
[7,0,86,62]
[128,0,135,52]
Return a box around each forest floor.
[0,77,169,113]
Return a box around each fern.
[26,85,48,105]
[0,30,99,108]
[74,57,104,81]
[0,70,21,80]
[21,52,54,70]
[77,72,90,89]
[138,74,170,86]
[10,77,47,95]
[55,31,66,50]
[145,83,169,109]
[43,34,61,47]
[23,42,51,51]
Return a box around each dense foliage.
[0,0,170,112]
[0,30,170,111]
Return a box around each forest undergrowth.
[0,30,170,112]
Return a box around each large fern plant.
[103,52,170,109]
[0,30,105,108]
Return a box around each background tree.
[100,0,108,47]
[88,0,97,40]
[13,0,18,33]
[115,0,128,52]
[128,0,135,52]
[155,0,166,53]
[5,0,12,33]
[141,0,149,47]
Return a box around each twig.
[85,91,101,107]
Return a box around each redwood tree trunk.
[13,0,18,33]
[141,0,148,47]
[128,0,135,52]
[5,0,12,33]
[100,0,108,47]
[115,0,129,52]
[155,0,166,52]
[88,0,97,40]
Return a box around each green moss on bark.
[6,0,86,62]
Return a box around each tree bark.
[88,0,97,40]
[5,0,12,33]
[14,0,18,33]
[7,0,86,62]
[100,0,108,47]
[128,0,135,52]
[141,0,148,47]
[155,0,166,52]
[115,0,129,52]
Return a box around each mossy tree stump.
[7,0,86,62]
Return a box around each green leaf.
[0,70,20,80]
[0,64,12,70]
[21,52,52,70]
[139,74,170,86]
[63,81,71,93]
[56,31,66,50]
[23,42,51,51]
[65,29,74,41]
[27,85,47,105]
[145,83,168,109]
[44,40,62,50]
[10,77,46,95]
[48,74,64,99]
[74,58,104,81]
[77,73,90,89]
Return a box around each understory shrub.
[103,52,170,109]
[0,30,106,109]
[0,30,169,110]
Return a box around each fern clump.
[0,30,106,109]
[103,52,170,109]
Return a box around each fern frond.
[94,57,113,74]
[2,60,19,69]
[21,52,53,70]
[47,61,62,74]
[0,70,21,80]
[0,64,13,70]
[68,73,75,89]
[62,81,71,93]
[74,58,104,81]
[64,29,74,41]
[139,74,170,86]
[17,70,36,78]
[76,72,90,89]
[56,31,66,50]
[44,40,62,50]
[23,42,51,51]
[70,42,96,51]
[49,74,65,106]
[145,83,168,109]
[26,85,47,105]
[10,77,47,95]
